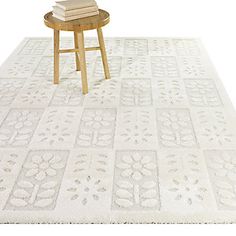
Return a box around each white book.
[53,10,99,21]
[56,0,97,11]
[53,5,98,17]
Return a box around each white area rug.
[0,37,235,224]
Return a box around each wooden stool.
[44,9,111,94]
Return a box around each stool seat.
[44,9,111,95]
[44,9,110,31]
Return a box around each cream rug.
[0,37,235,224]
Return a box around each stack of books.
[53,0,99,21]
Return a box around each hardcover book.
[53,10,99,21]
[56,0,97,11]
[53,5,98,17]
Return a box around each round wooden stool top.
[44,9,110,32]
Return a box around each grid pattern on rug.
[0,38,235,223]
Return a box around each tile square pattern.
[0,38,235,223]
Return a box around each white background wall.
[0,0,236,234]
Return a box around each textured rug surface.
[0,37,235,224]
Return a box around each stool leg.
[78,31,88,95]
[54,30,60,84]
[74,32,80,71]
[97,28,110,80]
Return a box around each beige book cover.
[53,10,99,21]
[56,0,97,11]
[53,5,98,17]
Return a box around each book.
[53,5,98,17]
[56,0,97,11]
[53,10,99,21]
